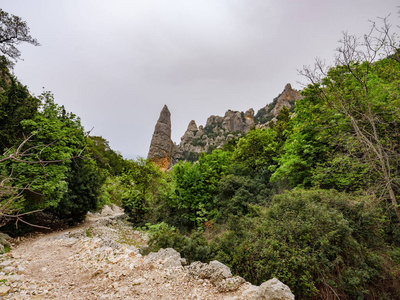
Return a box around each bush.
[210,189,400,299]
[145,224,212,264]
[49,158,106,223]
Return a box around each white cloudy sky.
[1,0,399,158]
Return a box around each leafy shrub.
[169,150,232,229]
[210,189,400,299]
[120,159,163,225]
[145,224,212,263]
[49,158,106,223]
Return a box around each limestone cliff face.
[149,83,301,165]
[254,83,302,128]
[171,108,255,163]
[270,83,302,116]
[147,105,174,171]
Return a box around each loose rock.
[252,278,295,300]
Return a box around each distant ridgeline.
[147,83,302,170]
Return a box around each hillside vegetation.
[119,17,400,299]
[1,9,400,300]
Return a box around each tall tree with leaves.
[300,15,400,220]
[0,61,40,152]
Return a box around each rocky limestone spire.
[270,83,302,116]
[147,105,173,171]
[244,108,255,132]
[181,120,199,143]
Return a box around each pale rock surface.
[181,120,199,143]
[270,83,302,117]
[186,260,245,293]
[145,247,186,267]
[0,208,295,299]
[252,278,295,300]
[215,276,246,293]
[170,83,300,163]
[0,285,10,296]
[99,204,114,216]
[209,260,232,278]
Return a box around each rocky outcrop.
[252,278,295,300]
[181,120,199,143]
[205,108,255,134]
[186,260,245,293]
[220,109,254,133]
[170,84,301,163]
[255,83,302,128]
[149,84,302,165]
[171,108,255,162]
[270,83,302,116]
[144,248,186,268]
[186,260,294,299]
[147,105,174,171]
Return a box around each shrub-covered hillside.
[119,16,400,299]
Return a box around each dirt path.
[0,206,256,300]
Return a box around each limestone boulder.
[251,278,295,300]
[186,260,245,292]
[145,248,186,268]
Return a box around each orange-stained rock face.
[151,151,171,172]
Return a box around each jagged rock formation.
[147,105,174,171]
[271,83,302,116]
[171,108,255,163]
[254,83,302,127]
[147,84,302,165]
[169,83,301,163]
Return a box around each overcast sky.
[1,1,399,158]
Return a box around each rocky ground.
[0,206,294,299]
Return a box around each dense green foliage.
[0,62,40,152]
[212,190,399,298]
[133,23,400,299]
[0,82,109,226]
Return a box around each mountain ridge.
[148,83,302,169]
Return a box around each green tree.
[14,92,85,210]
[270,83,346,189]
[170,150,231,228]
[51,158,106,223]
[0,65,40,152]
[120,158,163,224]
[0,91,105,228]
[300,19,400,219]
[86,135,126,175]
[233,128,278,175]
